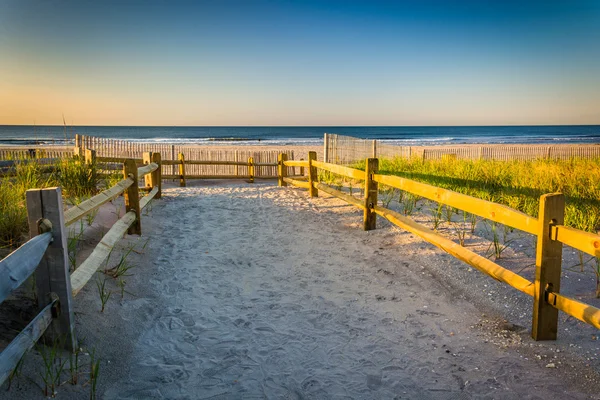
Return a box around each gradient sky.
[1,0,599,126]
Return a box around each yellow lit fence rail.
[278,153,600,340]
[0,152,162,387]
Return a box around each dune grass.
[0,157,99,257]
[354,156,600,233]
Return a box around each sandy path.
[92,182,598,399]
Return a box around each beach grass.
[354,156,600,232]
[0,156,98,257]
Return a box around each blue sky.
[1,0,599,125]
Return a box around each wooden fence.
[280,152,600,340]
[0,153,161,386]
[324,133,600,164]
[76,134,292,179]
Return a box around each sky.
[1,0,599,126]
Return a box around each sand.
[3,178,600,399]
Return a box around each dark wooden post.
[532,193,565,340]
[364,158,379,231]
[26,187,76,351]
[308,151,318,198]
[300,158,305,177]
[123,159,141,235]
[278,153,288,186]
[178,152,186,187]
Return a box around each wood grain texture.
[123,159,141,235]
[308,152,318,198]
[312,160,366,181]
[0,232,52,304]
[314,183,365,210]
[140,186,159,210]
[70,211,137,296]
[137,162,158,176]
[547,292,600,331]
[373,174,538,235]
[278,153,288,187]
[25,187,76,351]
[283,177,310,189]
[532,193,565,341]
[0,299,55,386]
[363,158,378,231]
[64,178,134,226]
[552,225,600,258]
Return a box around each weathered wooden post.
[308,151,318,198]
[277,153,288,186]
[364,158,379,231]
[372,140,377,158]
[532,193,565,340]
[152,152,162,199]
[300,158,305,176]
[26,187,76,351]
[84,148,96,165]
[142,152,155,193]
[248,157,255,183]
[323,133,329,163]
[85,148,97,186]
[123,159,141,235]
[178,152,186,187]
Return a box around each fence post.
[123,159,141,235]
[152,152,162,199]
[300,158,305,176]
[532,193,565,340]
[372,140,377,158]
[178,152,186,187]
[324,133,329,163]
[364,158,379,231]
[85,148,97,185]
[248,157,254,183]
[26,187,76,351]
[308,151,318,198]
[142,152,155,193]
[278,153,288,186]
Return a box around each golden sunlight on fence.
[0,152,161,387]
[279,153,600,339]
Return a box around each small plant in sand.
[37,339,67,398]
[485,221,516,260]
[89,349,100,400]
[7,352,26,390]
[451,211,469,247]
[69,345,82,385]
[402,193,419,216]
[104,244,137,279]
[96,277,112,313]
[379,185,396,208]
[429,201,444,231]
[67,220,85,271]
[469,212,478,234]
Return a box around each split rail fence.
[280,152,600,340]
[0,152,162,386]
[324,133,600,164]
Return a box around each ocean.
[0,125,599,147]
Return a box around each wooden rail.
[281,153,600,339]
[0,298,57,385]
[0,232,52,304]
[0,152,163,386]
